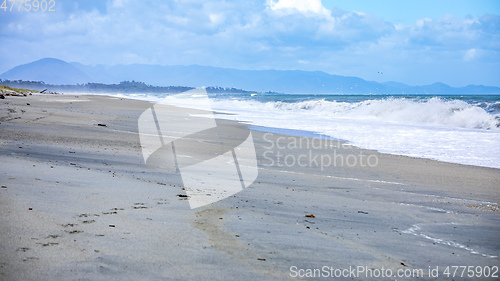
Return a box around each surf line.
[402,223,498,259]
[258,167,406,186]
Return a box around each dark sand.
[1,94,499,280]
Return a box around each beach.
[1,94,499,280]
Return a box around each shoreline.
[1,94,499,280]
[73,91,500,170]
[248,123,500,170]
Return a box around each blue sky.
[324,0,500,25]
[0,0,499,87]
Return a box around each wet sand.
[1,94,499,280]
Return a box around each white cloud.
[267,0,330,17]
[111,0,126,8]
[209,13,226,26]
[165,14,190,26]
[0,1,498,86]
[464,48,476,61]
[415,18,432,28]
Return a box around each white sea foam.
[109,93,500,168]
[402,223,498,258]
[217,97,500,168]
[257,97,499,130]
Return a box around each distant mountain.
[1,58,90,85]
[2,58,500,94]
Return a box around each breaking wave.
[267,97,499,130]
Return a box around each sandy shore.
[1,94,499,280]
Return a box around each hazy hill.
[2,58,499,94]
[1,58,90,85]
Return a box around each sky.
[0,0,499,87]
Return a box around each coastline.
[1,94,499,280]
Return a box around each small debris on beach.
[133,203,148,209]
[177,194,189,198]
[109,224,116,227]
[1,185,7,189]
[28,208,32,210]
[257,258,266,261]
[358,211,369,214]
[39,242,59,247]
[97,123,107,127]
[305,214,315,218]
[61,223,76,227]
[468,204,499,212]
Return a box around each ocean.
[115,92,500,169]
